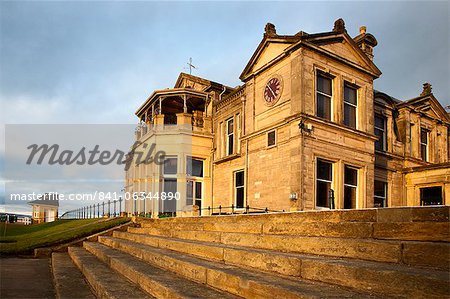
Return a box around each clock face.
[264,77,282,106]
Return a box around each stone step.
[138,220,449,242]
[128,225,450,268]
[82,241,239,299]
[51,252,96,299]
[128,226,402,263]
[97,236,374,298]
[68,246,154,299]
[136,206,449,227]
[112,231,450,297]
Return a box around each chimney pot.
[360,26,366,35]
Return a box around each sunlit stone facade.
[125,19,449,217]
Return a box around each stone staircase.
[52,206,450,298]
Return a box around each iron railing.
[198,205,285,216]
[60,198,123,219]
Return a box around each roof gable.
[174,73,211,91]
[239,25,381,81]
[241,40,294,80]
[239,32,300,81]
[302,33,381,77]
[399,94,450,122]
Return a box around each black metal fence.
[198,205,285,216]
[60,198,123,219]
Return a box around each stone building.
[125,19,449,217]
[29,193,59,223]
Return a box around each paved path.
[0,258,56,299]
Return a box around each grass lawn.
[0,217,130,255]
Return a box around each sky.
[0,1,449,214]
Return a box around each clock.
[264,76,283,106]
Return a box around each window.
[316,74,332,120]
[375,114,387,151]
[344,84,357,128]
[374,181,387,208]
[186,157,203,211]
[234,170,245,208]
[316,159,333,208]
[186,157,203,177]
[163,157,177,175]
[409,123,413,155]
[186,181,202,207]
[226,118,234,156]
[420,129,429,161]
[420,187,443,206]
[344,166,358,209]
[162,179,177,213]
[162,157,177,214]
[267,130,276,147]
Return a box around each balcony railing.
[134,113,211,140]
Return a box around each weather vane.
[185,57,198,75]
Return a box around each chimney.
[354,25,378,61]
[333,18,346,33]
[264,23,277,37]
[420,83,432,96]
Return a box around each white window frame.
[226,118,234,156]
[343,83,358,129]
[344,165,358,209]
[316,159,333,209]
[316,73,333,121]
[420,128,429,161]
[234,170,245,209]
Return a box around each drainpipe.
[219,86,226,102]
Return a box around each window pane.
[163,158,177,175]
[344,186,357,209]
[236,187,245,208]
[344,85,357,105]
[161,179,177,213]
[317,94,331,120]
[195,182,202,199]
[228,135,234,155]
[227,119,234,134]
[374,197,385,208]
[268,130,276,147]
[421,145,427,161]
[235,171,244,187]
[317,75,332,95]
[235,170,245,208]
[375,115,385,129]
[317,159,332,181]
[375,128,384,151]
[420,129,428,144]
[374,181,386,197]
[420,187,443,206]
[344,104,356,128]
[344,166,358,186]
[187,157,203,177]
[316,181,331,208]
[186,181,193,205]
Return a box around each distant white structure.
[28,193,59,224]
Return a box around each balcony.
[134,88,212,140]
